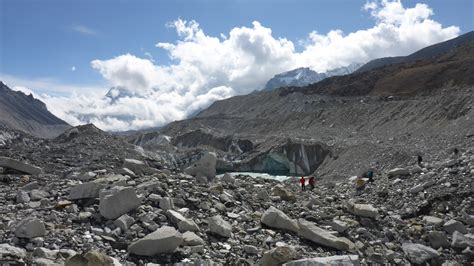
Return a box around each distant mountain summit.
[264,63,362,91]
[0,82,70,138]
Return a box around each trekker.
[367,170,374,183]
[355,176,366,195]
[300,176,306,191]
[417,155,423,167]
[308,176,315,190]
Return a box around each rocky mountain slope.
[154,33,474,179]
[264,63,362,91]
[355,31,474,73]
[0,123,473,265]
[0,82,70,138]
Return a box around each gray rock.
[428,231,450,249]
[0,243,27,258]
[442,159,457,167]
[261,206,299,233]
[387,168,409,178]
[208,215,232,238]
[261,246,298,266]
[114,214,135,232]
[443,219,467,234]
[65,251,119,266]
[402,243,439,264]
[16,190,30,203]
[30,189,50,201]
[0,156,42,175]
[297,219,354,251]
[184,152,217,181]
[182,231,205,246]
[283,255,360,266]
[99,186,140,219]
[128,226,183,256]
[123,158,149,175]
[221,173,235,183]
[33,258,56,266]
[159,197,174,211]
[167,210,187,225]
[272,185,296,202]
[257,189,270,200]
[33,247,58,259]
[244,245,258,255]
[20,181,40,191]
[69,182,105,200]
[15,217,46,239]
[346,201,378,219]
[178,219,200,232]
[423,216,443,226]
[451,231,474,248]
[328,219,349,233]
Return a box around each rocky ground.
[0,123,473,265]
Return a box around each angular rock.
[65,251,118,266]
[244,245,258,255]
[166,210,187,225]
[114,214,135,232]
[443,219,467,234]
[346,201,378,219]
[428,231,450,249]
[297,219,354,251]
[257,189,270,200]
[423,216,443,226]
[182,231,205,246]
[69,182,105,200]
[208,215,232,238]
[221,173,235,183]
[283,255,360,266]
[33,247,58,260]
[178,219,200,232]
[123,158,149,175]
[159,197,174,211]
[99,186,140,219]
[15,217,46,239]
[0,243,27,259]
[387,168,409,178]
[0,156,42,175]
[451,231,474,248]
[128,226,183,256]
[402,243,439,264]
[30,189,50,201]
[16,190,30,203]
[272,185,296,202]
[261,246,298,266]
[184,152,217,181]
[261,206,299,233]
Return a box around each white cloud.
[8,1,460,131]
[71,25,99,36]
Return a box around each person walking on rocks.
[308,176,315,190]
[367,170,374,183]
[300,176,306,191]
[417,155,423,167]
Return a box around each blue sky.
[0,0,472,131]
[1,0,472,89]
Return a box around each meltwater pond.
[217,172,294,182]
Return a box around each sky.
[0,0,473,131]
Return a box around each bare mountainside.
[154,34,474,179]
[0,82,70,138]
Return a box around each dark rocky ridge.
[0,82,70,138]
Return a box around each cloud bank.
[38,1,460,131]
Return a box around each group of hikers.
[299,175,316,191]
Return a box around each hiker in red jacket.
[308,176,315,190]
[300,176,306,191]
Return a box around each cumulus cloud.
[71,25,99,36]
[31,0,460,131]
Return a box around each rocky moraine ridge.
[0,124,473,265]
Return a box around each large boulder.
[178,219,200,232]
[128,226,183,256]
[346,201,378,219]
[297,219,354,251]
[427,231,450,249]
[283,255,360,266]
[387,168,409,178]
[123,158,152,175]
[166,210,187,225]
[99,187,140,219]
[272,185,296,202]
[443,219,467,234]
[69,182,105,200]
[15,217,46,239]
[208,215,232,238]
[221,173,235,184]
[159,197,174,211]
[402,243,439,264]
[261,246,298,266]
[261,206,299,233]
[0,156,42,175]
[184,152,217,181]
[182,231,205,246]
[65,251,119,266]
